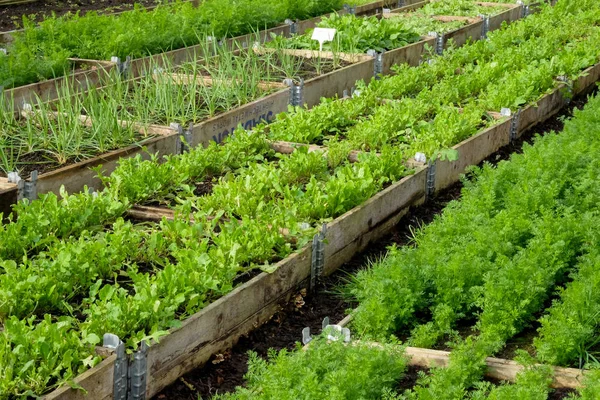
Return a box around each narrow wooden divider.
[335,317,586,389]
[252,47,373,64]
[150,72,288,91]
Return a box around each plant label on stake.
[311,28,337,52]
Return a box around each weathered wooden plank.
[188,88,290,146]
[487,4,522,32]
[4,63,115,112]
[444,20,483,48]
[403,346,585,389]
[517,85,567,135]
[434,120,512,192]
[433,15,481,24]
[252,47,372,64]
[475,1,515,8]
[144,246,312,396]
[394,0,429,13]
[0,178,16,191]
[381,38,434,74]
[303,59,375,108]
[151,71,288,91]
[337,315,586,390]
[574,63,600,96]
[42,355,116,400]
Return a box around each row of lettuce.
[218,89,600,400]
[0,0,594,397]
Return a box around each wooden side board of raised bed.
[188,88,291,146]
[5,60,116,110]
[519,62,600,134]
[44,355,117,400]
[381,37,436,75]
[434,120,512,191]
[442,19,484,49]
[488,3,524,31]
[323,167,428,275]
[302,56,376,108]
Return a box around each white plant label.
[312,28,337,52]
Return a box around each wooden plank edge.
[336,320,585,389]
[42,354,116,400]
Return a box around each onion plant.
[0,78,143,177]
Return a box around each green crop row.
[0,0,364,89]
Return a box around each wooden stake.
[337,315,586,389]
[0,178,16,191]
[21,109,175,137]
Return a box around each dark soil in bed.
[0,0,169,32]
[153,91,594,399]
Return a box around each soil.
[153,92,594,399]
[0,0,170,32]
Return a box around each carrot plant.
[217,334,408,400]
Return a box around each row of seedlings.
[1,1,595,398]
[0,0,528,214]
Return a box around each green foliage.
[0,315,100,399]
[570,368,600,399]
[0,0,349,88]
[350,84,600,400]
[469,356,553,400]
[267,13,421,53]
[218,335,407,400]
